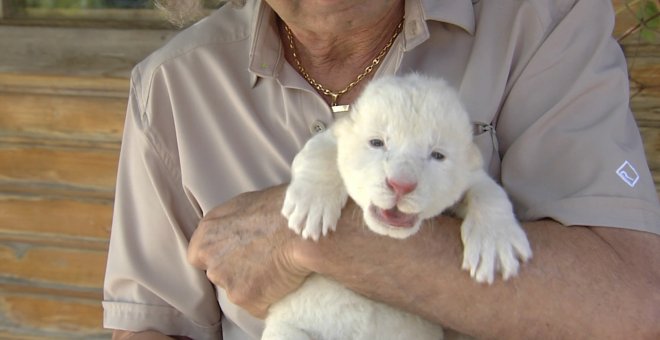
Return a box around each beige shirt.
[103,0,660,339]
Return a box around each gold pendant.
[331,105,350,113]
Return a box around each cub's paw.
[460,215,532,284]
[281,180,347,241]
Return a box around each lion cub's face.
[334,75,482,239]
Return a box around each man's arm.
[296,202,660,339]
[188,186,660,339]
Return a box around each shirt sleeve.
[103,67,222,340]
[497,0,660,234]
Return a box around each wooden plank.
[0,244,106,288]
[640,126,660,171]
[624,49,660,87]
[0,181,114,202]
[0,72,129,97]
[624,43,660,59]
[630,86,660,122]
[0,281,101,301]
[21,7,164,22]
[0,25,175,79]
[0,145,119,192]
[625,54,660,89]
[0,233,109,252]
[0,330,110,340]
[0,293,108,336]
[0,331,55,340]
[633,112,660,126]
[0,197,112,241]
[0,134,120,151]
[0,92,126,141]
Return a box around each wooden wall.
[0,26,175,339]
[0,1,658,338]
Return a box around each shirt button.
[310,120,327,134]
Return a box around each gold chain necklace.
[283,19,404,111]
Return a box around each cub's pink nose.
[386,178,417,196]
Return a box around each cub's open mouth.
[369,204,418,228]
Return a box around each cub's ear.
[467,143,483,171]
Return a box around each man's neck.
[277,1,404,101]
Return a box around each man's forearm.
[188,186,659,338]
[294,205,660,339]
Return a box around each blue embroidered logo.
[616,161,639,188]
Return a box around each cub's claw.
[281,181,347,241]
[460,216,532,284]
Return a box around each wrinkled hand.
[187,185,311,318]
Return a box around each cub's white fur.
[265,74,532,340]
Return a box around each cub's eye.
[431,151,445,161]
[369,138,385,148]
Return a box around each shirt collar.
[403,0,475,50]
[422,0,476,35]
[248,1,281,86]
[247,0,476,84]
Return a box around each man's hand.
[187,185,311,318]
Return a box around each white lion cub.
[264,74,532,340]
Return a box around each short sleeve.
[498,0,660,234]
[103,68,222,339]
